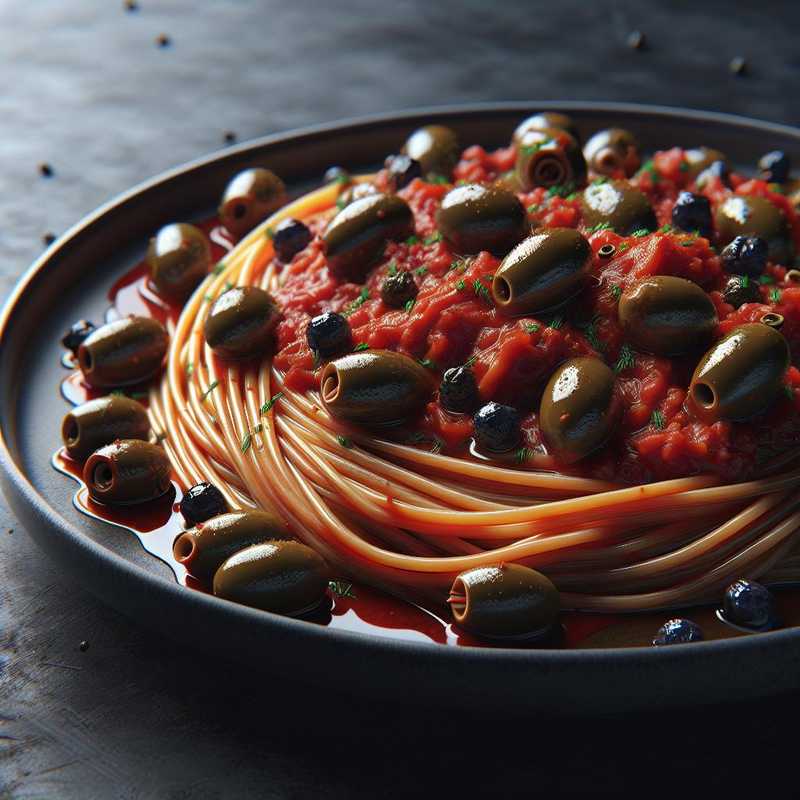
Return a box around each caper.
[62,395,150,462]
[683,147,727,180]
[583,128,641,178]
[78,316,169,389]
[715,195,794,265]
[618,276,718,356]
[448,564,560,639]
[320,349,433,425]
[513,112,580,144]
[213,540,330,617]
[173,510,291,583]
[401,124,460,178]
[580,180,656,235]
[436,183,526,256]
[689,323,790,423]
[218,168,287,240]
[492,228,591,314]
[203,286,280,360]
[539,357,619,464]
[147,223,211,303]
[83,439,171,505]
[515,127,586,191]
[323,193,414,282]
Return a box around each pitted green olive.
[448,564,560,639]
[62,395,150,461]
[515,128,587,190]
[513,112,580,144]
[173,510,291,583]
[78,316,168,388]
[219,168,287,240]
[84,439,171,505]
[436,183,526,256]
[320,349,433,425]
[203,286,280,360]
[213,540,330,617]
[583,128,641,178]
[323,193,414,282]
[618,276,718,356]
[401,124,460,178]
[539,357,619,464]
[714,195,794,265]
[580,180,657,235]
[147,223,211,303]
[684,147,727,180]
[493,228,591,314]
[689,323,790,423]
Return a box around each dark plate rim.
[3,100,800,671]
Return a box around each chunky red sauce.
[54,140,800,648]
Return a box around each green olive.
[715,195,794,265]
[203,286,280,360]
[62,395,150,462]
[401,124,460,178]
[173,510,291,583]
[513,112,580,144]
[146,223,211,303]
[219,168,287,240]
[493,228,591,314]
[618,276,718,356]
[515,128,587,190]
[213,540,330,617]
[83,439,171,505]
[436,183,526,256]
[323,193,414,282]
[448,564,560,639]
[580,180,657,235]
[684,147,727,180]
[583,128,641,178]
[78,316,169,389]
[539,357,619,464]
[689,323,790,423]
[320,349,433,425]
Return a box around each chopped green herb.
[659,224,674,233]
[525,322,541,334]
[336,196,347,210]
[260,392,284,415]
[200,380,219,401]
[565,192,578,201]
[328,580,356,599]
[631,229,650,238]
[579,318,604,352]
[473,279,492,305]
[414,266,428,277]
[592,177,609,185]
[423,232,442,245]
[588,221,612,233]
[611,284,622,300]
[680,239,696,247]
[546,182,576,198]
[429,437,444,454]
[617,242,630,253]
[740,275,750,288]
[336,435,352,448]
[759,275,775,285]
[417,358,437,370]
[223,280,233,292]
[405,235,420,246]
[464,355,477,368]
[265,227,275,240]
[770,287,782,304]
[387,261,398,277]
[521,141,545,156]
[527,203,541,214]
[678,160,689,173]
[547,315,564,330]
[343,287,370,316]
[404,298,416,313]
[614,344,635,373]
[640,159,660,183]
[334,174,350,185]
[784,385,795,401]
[203,294,214,302]
[353,342,370,351]
[185,362,194,376]
[651,409,665,430]
[240,432,252,454]
[213,261,226,275]
[456,279,466,291]
[427,174,449,185]
[515,447,533,464]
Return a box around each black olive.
[722,579,778,630]
[722,275,760,308]
[715,196,793,265]
[385,154,423,190]
[380,270,418,308]
[671,191,712,238]
[306,311,352,359]
[696,160,730,187]
[720,236,768,277]
[652,619,704,646]
[473,402,520,453]
[272,217,312,263]
[440,366,480,414]
[758,151,791,184]
[179,482,229,527]
[61,320,96,354]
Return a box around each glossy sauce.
[54,196,800,649]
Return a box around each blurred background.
[2,1,800,797]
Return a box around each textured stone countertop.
[2,1,800,797]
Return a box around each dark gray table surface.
[3,2,800,797]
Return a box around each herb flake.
[614,344,635,373]
[200,380,219,401]
[260,392,284,415]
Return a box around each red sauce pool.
[54,152,800,648]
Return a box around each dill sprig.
[473,279,492,305]
[260,392,283,415]
[329,580,356,599]
[650,409,665,430]
[343,286,370,316]
[515,447,533,464]
[614,344,635,373]
[336,435,353,448]
[547,315,564,330]
[353,342,370,351]
[200,380,219,401]
[423,232,442,245]
[404,298,416,313]
[525,322,541,334]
